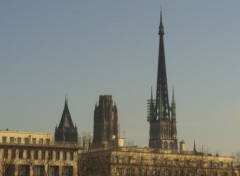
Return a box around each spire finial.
[159,7,164,35]
[65,93,68,103]
[194,140,197,153]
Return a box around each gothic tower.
[93,95,119,148]
[147,11,178,150]
[55,98,78,143]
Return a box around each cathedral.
[79,11,238,176]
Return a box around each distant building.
[0,130,81,176]
[79,146,237,176]
[55,99,78,143]
[92,95,122,148]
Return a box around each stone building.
[79,146,237,176]
[92,95,121,148]
[0,130,81,176]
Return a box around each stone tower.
[55,98,78,143]
[93,95,119,148]
[147,11,178,150]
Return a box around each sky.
[0,1,240,156]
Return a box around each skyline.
[0,1,240,155]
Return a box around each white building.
[0,130,81,176]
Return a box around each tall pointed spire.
[148,10,178,150]
[155,9,170,119]
[55,98,78,143]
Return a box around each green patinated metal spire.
[148,87,155,121]
[155,9,170,120]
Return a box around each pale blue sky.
[0,1,240,155]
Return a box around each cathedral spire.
[155,10,170,119]
[148,10,178,150]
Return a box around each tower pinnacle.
[159,10,164,35]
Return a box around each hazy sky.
[0,1,240,156]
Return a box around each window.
[46,139,50,145]
[117,168,123,176]
[2,136,7,143]
[39,138,43,145]
[17,137,22,144]
[209,161,213,168]
[10,137,15,144]
[24,138,29,144]
[34,150,38,160]
[19,149,23,159]
[32,138,36,144]
[19,165,30,176]
[11,149,16,159]
[185,160,190,166]
[41,150,45,159]
[126,168,135,176]
[48,151,53,160]
[27,150,31,159]
[49,166,59,176]
[4,148,8,159]
[70,152,74,160]
[63,166,73,176]
[34,165,44,176]
[63,151,67,160]
[56,151,60,160]
[4,164,15,176]
[197,160,203,167]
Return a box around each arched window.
[164,141,168,149]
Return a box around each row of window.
[112,156,232,169]
[1,136,50,145]
[115,167,234,176]
[3,164,73,176]
[3,148,74,161]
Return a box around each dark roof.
[58,100,75,129]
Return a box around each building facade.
[79,146,237,176]
[92,95,120,148]
[0,130,80,176]
[147,11,178,150]
[55,99,78,143]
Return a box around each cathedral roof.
[58,99,75,130]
